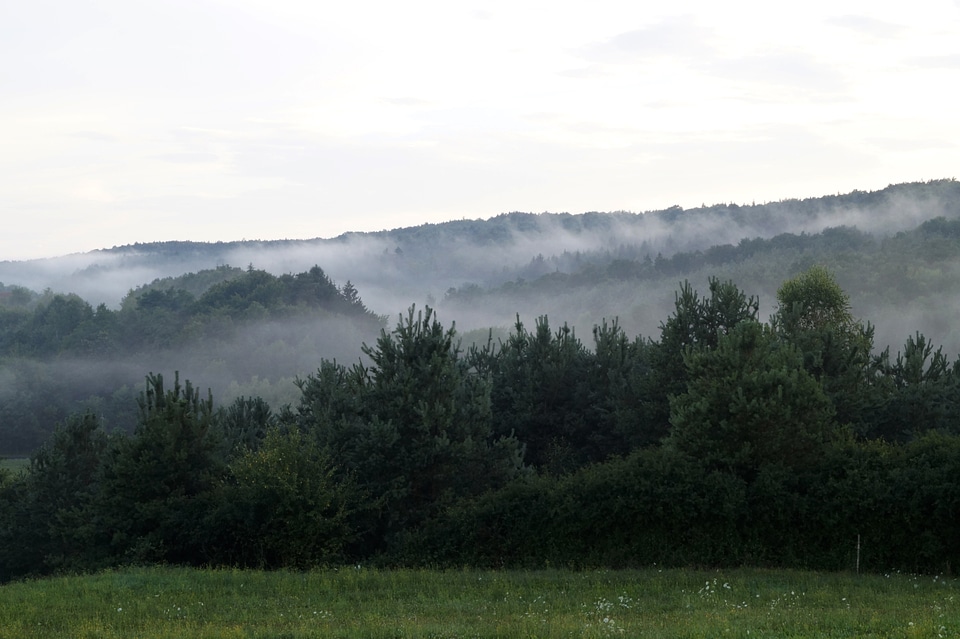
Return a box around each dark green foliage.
[295,307,524,552]
[205,428,358,568]
[2,265,378,360]
[7,268,960,579]
[401,446,748,568]
[884,432,960,570]
[0,358,140,456]
[98,373,223,564]
[483,316,592,472]
[584,319,658,454]
[197,268,282,317]
[869,333,960,441]
[0,283,35,308]
[481,316,658,471]
[405,432,960,573]
[125,288,196,349]
[667,320,837,477]
[120,265,244,309]
[13,294,94,356]
[0,413,108,580]
[215,395,277,457]
[0,265,383,453]
[646,277,760,437]
[658,277,761,358]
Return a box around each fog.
[3,181,960,455]
[0,312,381,454]
[4,182,957,320]
[1,180,958,362]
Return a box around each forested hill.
[2,178,960,453]
[6,266,960,580]
[0,266,383,455]
[5,180,960,580]
[443,212,960,357]
[0,180,957,314]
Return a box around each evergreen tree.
[216,395,276,457]
[98,373,223,564]
[484,315,591,472]
[870,333,960,441]
[648,278,760,440]
[667,320,837,478]
[296,307,524,550]
[0,413,108,579]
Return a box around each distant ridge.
[36,178,955,260]
[1,179,957,314]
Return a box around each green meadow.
[1,567,956,638]
[0,458,28,475]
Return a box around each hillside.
[2,179,957,314]
[2,179,960,454]
[4,182,960,579]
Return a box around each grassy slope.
[0,566,956,638]
[0,458,28,475]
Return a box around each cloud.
[71,131,119,142]
[826,15,906,38]
[865,137,957,152]
[558,66,607,79]
[705,50,849,95]
[380,97,433,107]
[905,54,960,69]
[578,16,716,63]
[152,153,220,164]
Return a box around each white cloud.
[905,54,960,69]
[705,50,850,96]
[826,15,907,38]
[1,0,959,260]
[579,16,717,62]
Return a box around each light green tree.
[214,427,356,568]
[772,266,877,430]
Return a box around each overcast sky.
[2,0,958,261]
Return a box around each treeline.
[444,217,960,307]
[367,179,960,256]
[0,264,379,356]
[0,265,382,454]
[3,267,960,580]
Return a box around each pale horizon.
[3,0,959,261]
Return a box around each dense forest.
[3,180,960,581]
[3,180,960,342]
[3,266,960,581]
[5,186,960,453]
[0,266,383,454]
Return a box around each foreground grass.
[0,457,28,475]
[1,566,956,638]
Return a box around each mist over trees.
[3,179,960,580]
[0,266,383,454]
[4,267,960,580]
[0,180,957,328]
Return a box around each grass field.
[0,566,956,638]
[0,457,28,475]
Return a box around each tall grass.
[0,458,28,475]
[1,566,956,638]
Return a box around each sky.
[2,0,959,261]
